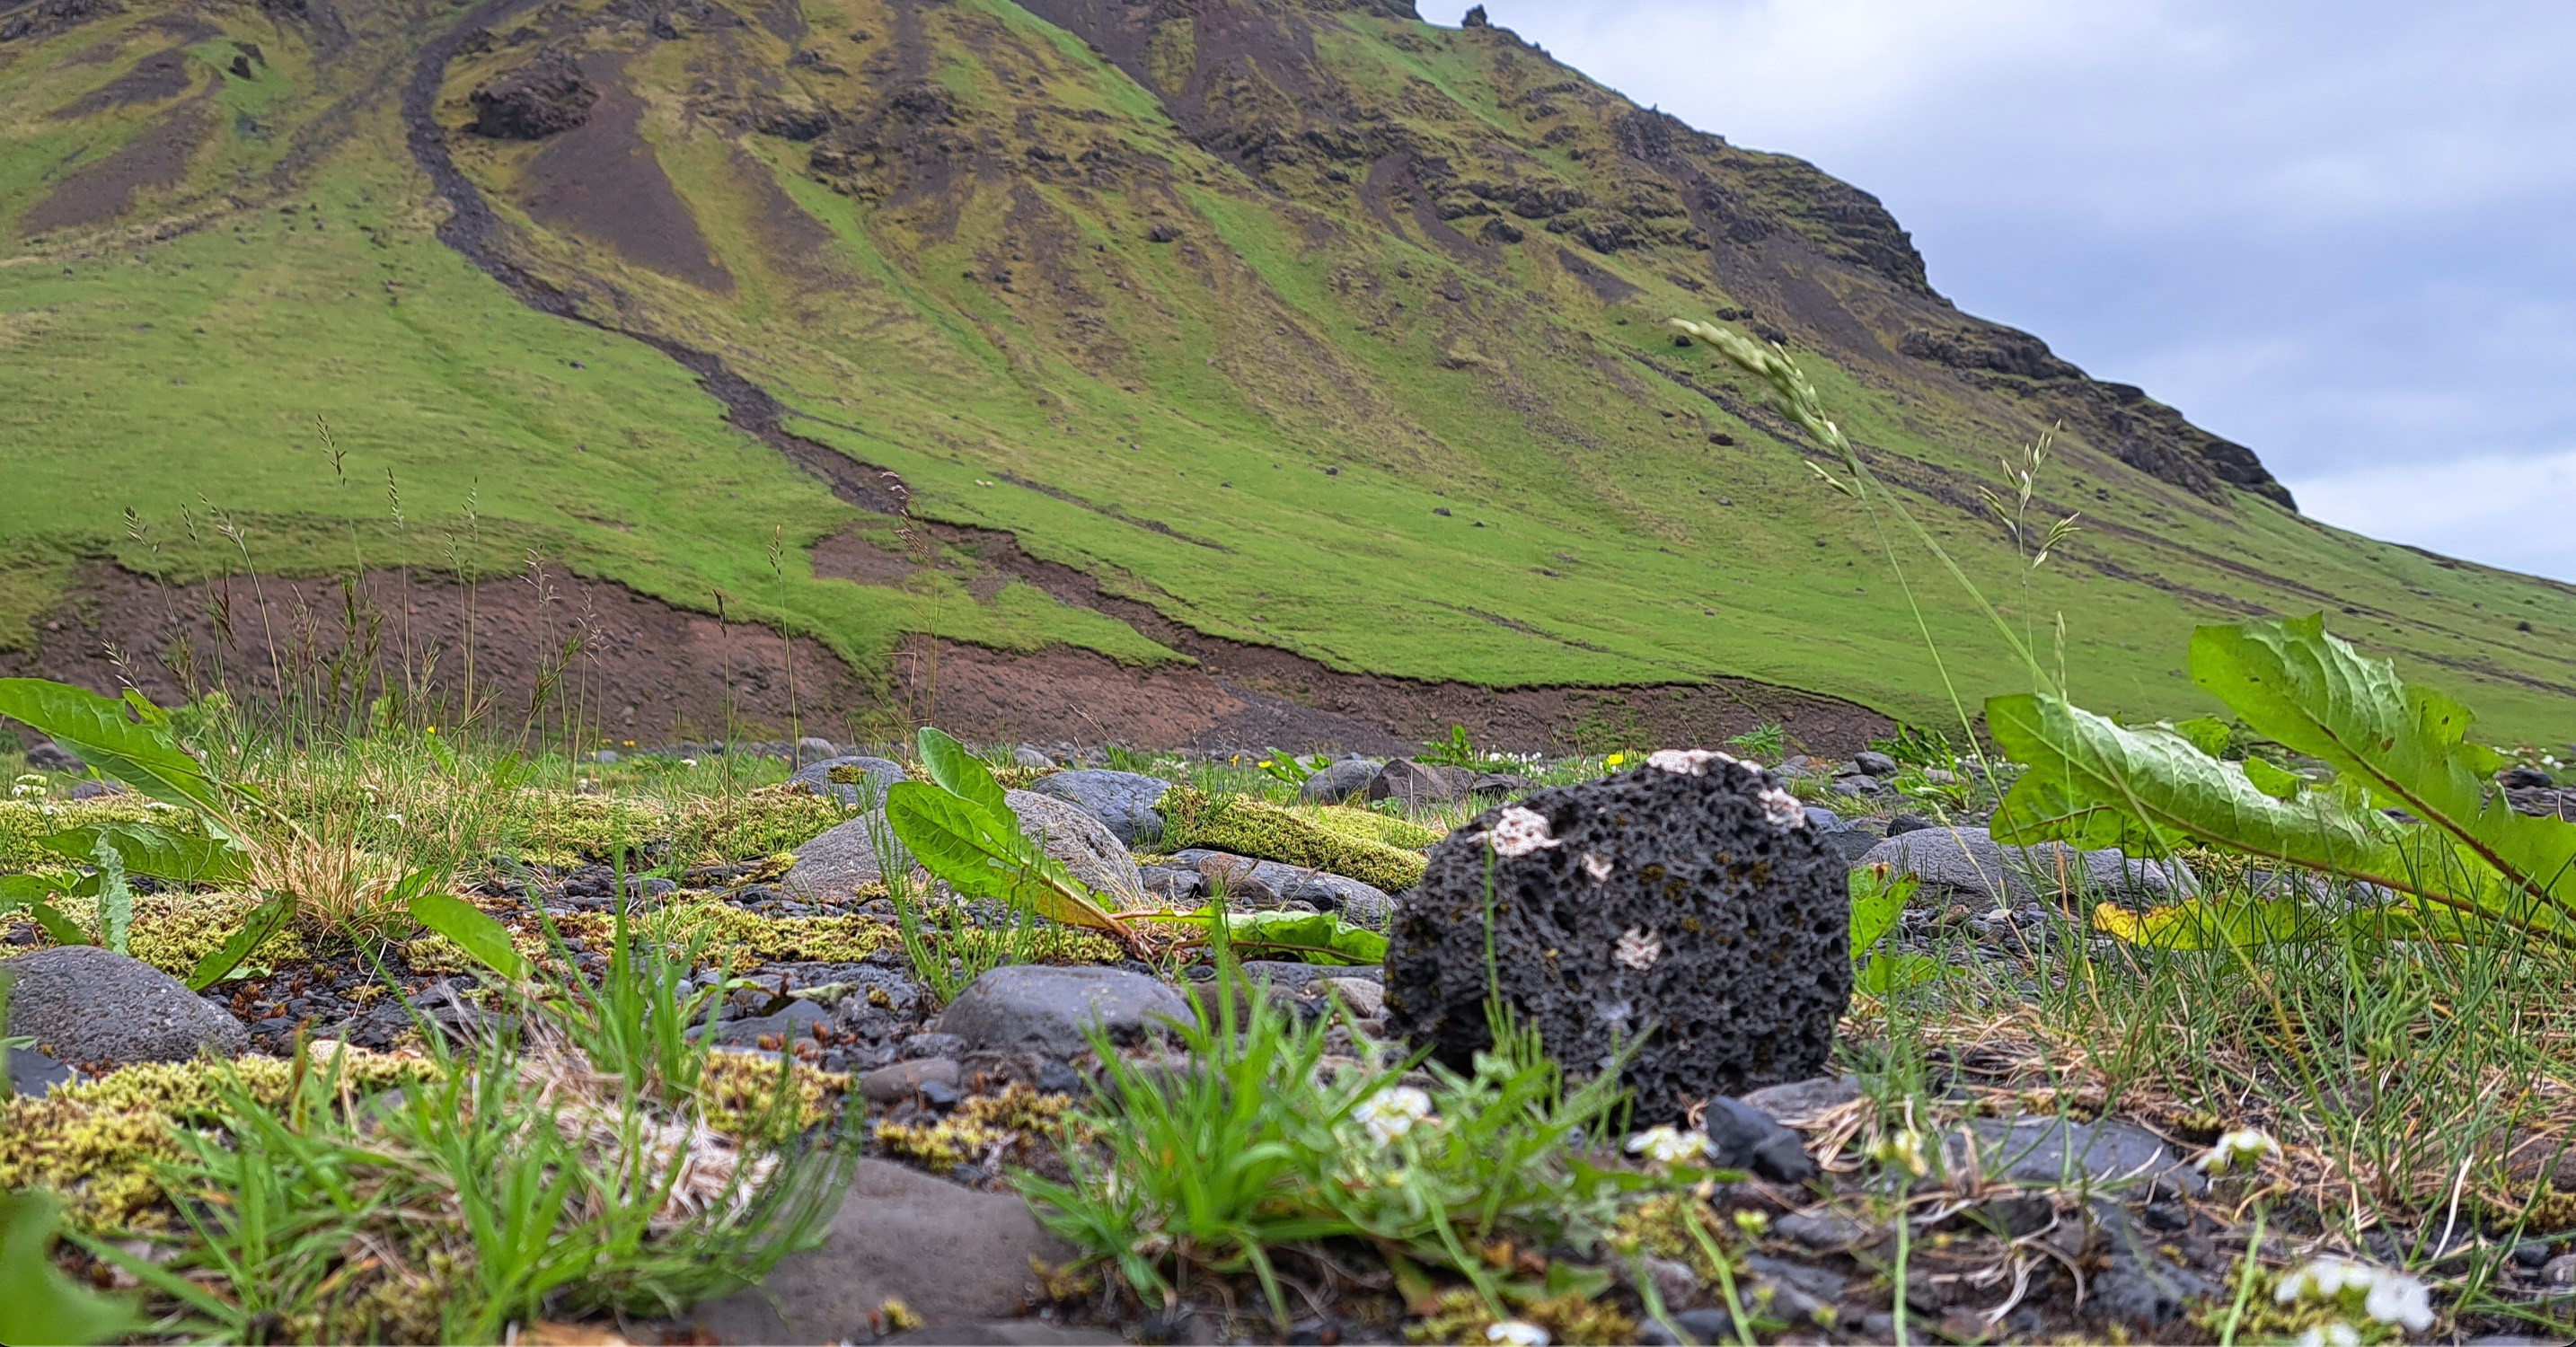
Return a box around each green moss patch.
[0,1052,429,1234]
[1157,789,1430,893]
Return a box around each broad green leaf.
[1990,685,2575,945]
[408,892,530,981]
[2171,717,2233,759]
[0,1190,137,1345]
[1855,951,1940,994]
[2191,616,2576,927]
[0,874,63,911]
[26,901,90,946]
[1848,864,1916,961]
[0,678,225,816]
[1141,909,1389,964]
[40,822,248,885]
[884,782,1127,938]
[2243,757,2306,801]
[186,894,295,990]
[2093,896,2333,949]
[914,726,1011,823]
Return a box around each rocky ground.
[6,735,2576,1345]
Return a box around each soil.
[17,93,209,236]
[49,45,192,117]
[3,562,880,744]
[515,52,734,292]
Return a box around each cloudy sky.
[1443,1,2576,583]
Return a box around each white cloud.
[1453,1,2576,580]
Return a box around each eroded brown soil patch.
[18,93,208,235]
[49,45,191,117]
[5,563,878,744]
[516,53,733,292]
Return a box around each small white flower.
[1758,787,1806,829]
[1353,1086,1434,1145]
[1625,1124,1709,1167]
[1647,747,1734,776]
[1486,1322,1548,1347]
[2276,1257,2430,1330]
[1581,852,1613,884]
[384,812,404,825]
[2363,1270,2434,1332]
[2276,1258,2373,1304]
[681,757,700,768]
[1613,926,1662,971]
[1487,806,1562,858]
[2294,1325,2360,1347]
[2195,1127,2281,1175]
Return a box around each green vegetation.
[1018,946,1652,1332]
[3,0,2570,744]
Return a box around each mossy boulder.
[1155,789,1432,894]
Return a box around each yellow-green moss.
[697,1053,848,1138]
[1158,789,1430,893]
[505,792,675,866]
[0,1052,429,1233]
[1285,802,1445,850]
[673,788,854,865]
[875,1083,1072,1173]
[119,890,316,976]
[501,787,849,867]
[0,797,191,873]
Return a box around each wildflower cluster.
[2275,1256,2434,1336]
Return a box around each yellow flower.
[1605,752,1626,766]
[424,726,437,735]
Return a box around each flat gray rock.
[938,965,1194,1056]
[783,755,907,808]
[682,1158,1072,1342]
[2,946,249,1068]
[1945,1115,2205,1197]
[1004,788,1143,902]
[1857,826,2196,907]
[1024,770,1171,847]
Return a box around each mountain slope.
[4,0,2572,746]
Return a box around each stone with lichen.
[1384,757,1850,1124]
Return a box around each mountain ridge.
[3,0,2572,745]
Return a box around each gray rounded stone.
[781,808,899,899]
[1857,826,2196,906]
[1013,744,1056,769]
[2,945,249,1067]
[1025,770,1172,847]
[679,1158,1073,1342]
[1005,788,1143,902]
[1300,759,1381,804]
[784,754,907,808]
[937,964,1194,1056]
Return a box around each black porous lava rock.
[1384,758,1850,1123]
[468,52,600,139]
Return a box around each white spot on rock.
[1487,806,1563,858]
[1582,852,1613,884]
[1759,787,1807,829]
[1614,927,1663,970]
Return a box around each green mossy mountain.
[4,0,2572,741]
